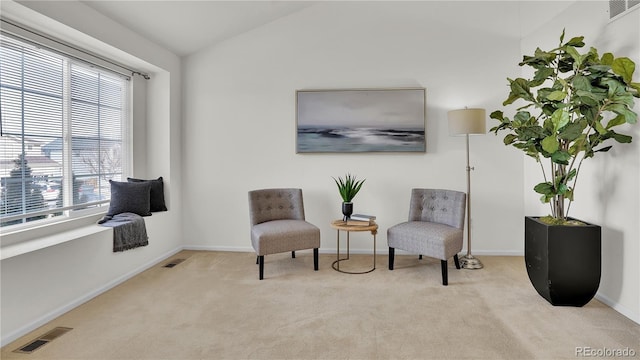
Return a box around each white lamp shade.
[448,108,486,135]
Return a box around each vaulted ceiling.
[81,1,314,57]
[79,1,576,58]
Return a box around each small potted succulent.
[333,173,365,221]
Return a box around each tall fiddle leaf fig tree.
[491,30,639,224]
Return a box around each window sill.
[1,213,109,260]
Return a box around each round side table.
[330,219,378,274]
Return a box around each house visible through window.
[0,33,130,227]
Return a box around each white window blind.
[610,0,640,18]
[0,33,130,227]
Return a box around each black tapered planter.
[342,202,353,221]
[525,216,601,307]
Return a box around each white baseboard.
[467,249,524,256]
[595,293,640,325]
[181,245,524,256]
[1,246,183,347]
[182,245,367,255]
[182,245,253,252]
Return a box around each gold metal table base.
[330,220,378,274]
[332,258,376,274]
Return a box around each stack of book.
[346,214,376,226]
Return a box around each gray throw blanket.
[98,212,149,252]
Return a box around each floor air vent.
[13,327,72,354]
[163,258,185,268]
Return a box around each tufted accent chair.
[248,188,320,280]
[387,188,466,285]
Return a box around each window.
[610,0,640,18]
[0,33,130,228]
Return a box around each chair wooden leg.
[441,260,448,286]
[313,248,319,271]
[258,255,264,280]
[419,255,423,260]
[389,247,395,270]
[292,251,296,258]
[454,254,461,269]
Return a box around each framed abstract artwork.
[296,88,426,153]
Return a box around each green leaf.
[601,53,614,65]
[622,108,638,124]
[573,75,592,92]
[576,89,605,107]
[534,48,557,64]
[557,183,569,194]
[503,134,517,145]
[520,49,556,69]
[547,91,567,101]
[611,132,633,143]
[594,146,612,153]
[513,111,528,122]
[541,135,559,153]
[601,78,625,97]
[605,104,638,124]
[569,134,587,155]
[612,57,636,84]
[551,150,571,165]
[604,102,626,114]
[532,68,555,86]
[580,106,599,123]
[565,46,583,68]
[585,47,600,63]
[489,110,504,121]
[506,78,535,104]
[594,120,607,135]
[559,122,585,141]
[515,125,543,140]
[502,93,520,106]
[534,182,554,195]
[606,114,627,129]
[565,36,585,47]
[551,109,570,130]
[612,93,635,107]
[589,65,612,73]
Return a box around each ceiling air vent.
[610,0,640,19]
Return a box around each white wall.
[521,2,640,323]
[182,1,524,255]
[2,0,637,347]
[0,1,183,345]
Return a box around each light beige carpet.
[2,251,639,360]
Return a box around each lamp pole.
[448,107,485,270]
[460,133,483,269]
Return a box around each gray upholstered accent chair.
[248,188,320,280]
[387,188,467,285]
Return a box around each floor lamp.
[448,108,486,270]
